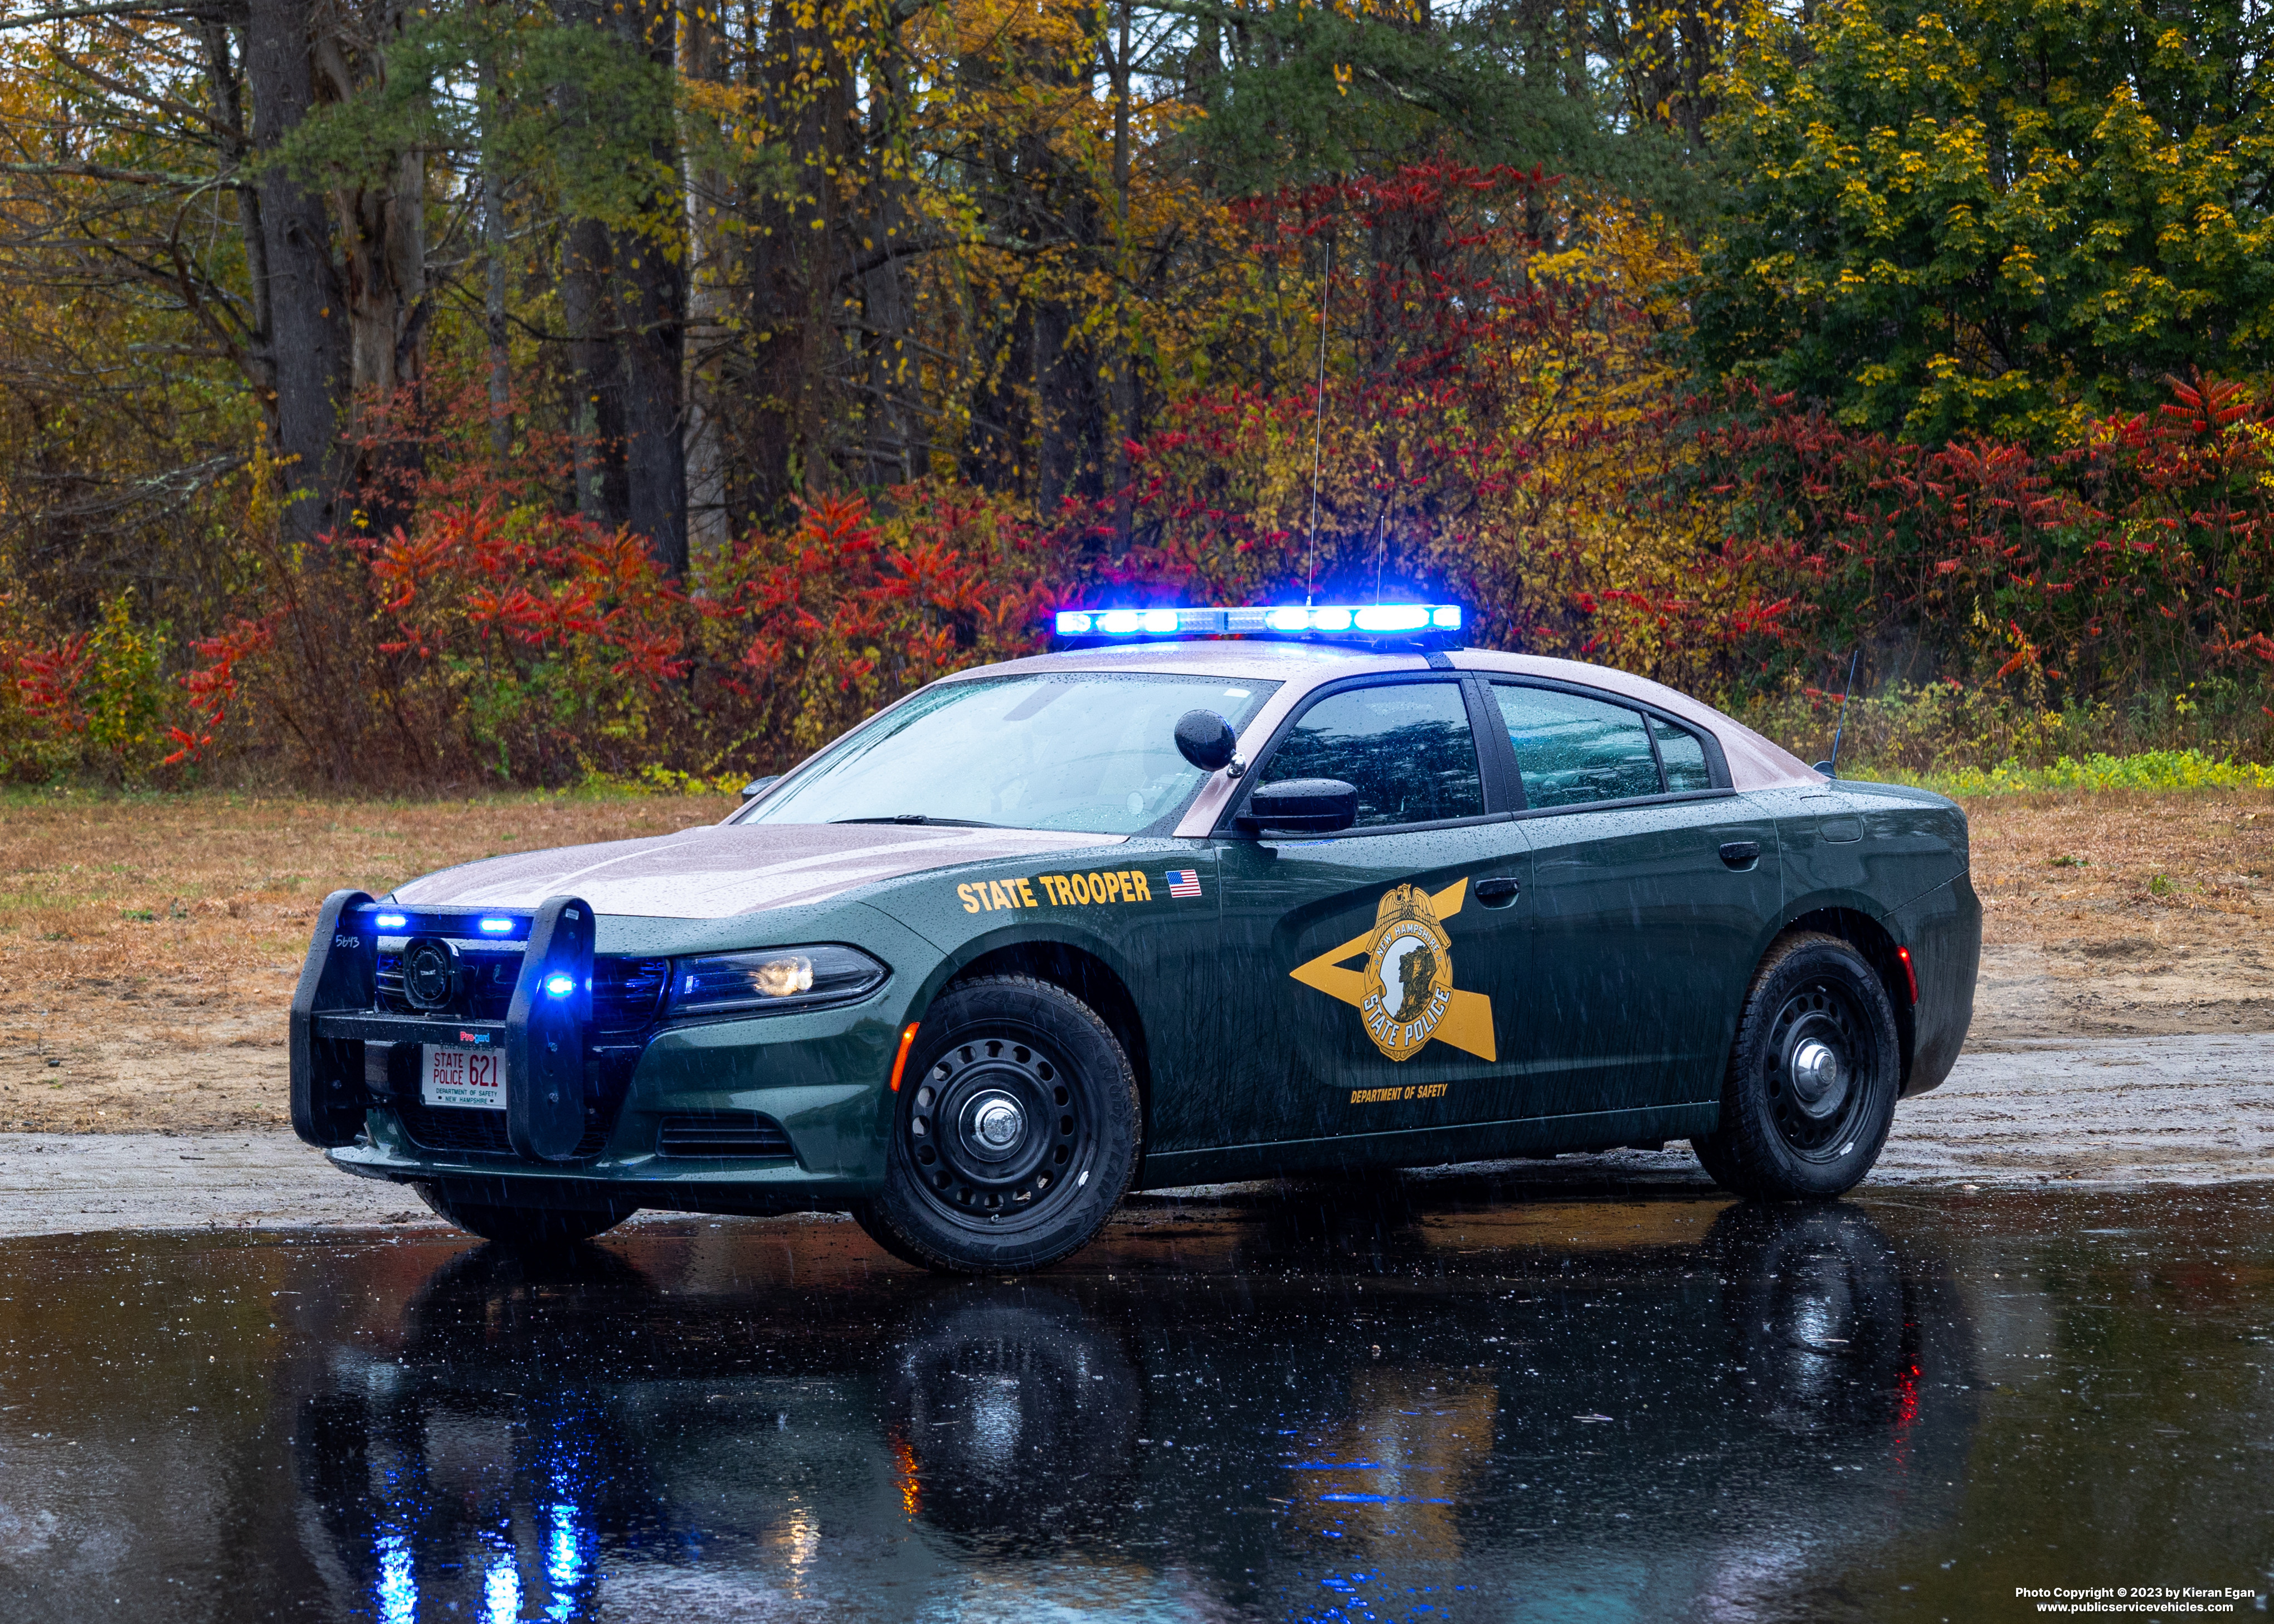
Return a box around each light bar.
[478,916,515,935]
[373,913,408,930]
[1053,603,1462,640]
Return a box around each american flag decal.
[1165,869,1202,899]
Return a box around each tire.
[885,1288,1143,1548]
[1693,931,1901,1200]
[852,975,1141,1274]
[1701,1202,1906,1435]
[415,1183,636,1244]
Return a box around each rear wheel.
[415,1184,636,1244]
[1693,932,1900,1200]
[853,976,1140,1274]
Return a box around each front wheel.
[1693,932,1901,1200]
[415,1184,636,1244]
[853,976,1141,1274]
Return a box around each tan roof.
[965,640,1820,794]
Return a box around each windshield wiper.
[831,815,1002,828]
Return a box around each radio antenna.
[1821,648,1861,779]
[1304,235,1331,607]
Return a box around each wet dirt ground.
[0,1181,2268,1623]
[1,1028,2267,1241]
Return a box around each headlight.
[666,944,889,1018]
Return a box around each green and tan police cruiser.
[290,602,1980,1272]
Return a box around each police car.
[291,602,1980,1271]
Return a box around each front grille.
[375,951,670,1033]
[395,1103,610,1160]
[377,945,520,1020]
[656,1113,794,1159]
[372,950,671,1166]
[593,957,670,1032]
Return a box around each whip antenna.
[1305,236,1331,606]
[1818,648,1861,779]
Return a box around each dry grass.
[1937,786,2274,1041]
[0,789,734,1132]
[1965,786,2274,944]
[0,784,2266,1133]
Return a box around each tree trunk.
[681,1,730,554]
[561,216,629,526]
[244,0,349,545]
[482,54,510,464]
[616,0,687,578]
[552,0,630,528]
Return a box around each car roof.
[961,641,1820,794]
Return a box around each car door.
[1482,680,1783,1124]
[1192,674,1530,1162]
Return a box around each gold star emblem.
[1289,878,1497,1062]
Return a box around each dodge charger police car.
[290,603,1980,1271]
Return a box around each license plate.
[421,1044,505,1111]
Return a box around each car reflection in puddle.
[277,1194,1976,1622]
[6,1182,2271,1622]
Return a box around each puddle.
[0,1183,2269,1620]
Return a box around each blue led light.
[543,973,576,997]
[1053,601,1464,642]
[479,916,515,935]
[374,913,407,930]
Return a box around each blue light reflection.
[374,1530,417,1624]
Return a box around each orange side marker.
[888,1022,921,1091]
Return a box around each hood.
[389,822,1126,919]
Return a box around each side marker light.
[1895,945,1918,1005]
[889,1022,921,1092]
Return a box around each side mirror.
[1173,709,1238,772]
[741,776,781,803]
[1812,760,1835,779]
[1237,777,1358,835]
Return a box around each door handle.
[1718,840,1761,869]
[1474,876,1520,906]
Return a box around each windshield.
[742,673,1281,835]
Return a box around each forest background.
[2,0,2272,790]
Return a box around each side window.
[1492,684,1660,807]
[1259,681,1484,827]
[1652,715,1713,791]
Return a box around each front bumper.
[332,996,906,1212]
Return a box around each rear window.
[1491,685,1661,807]
[1652,715,1713,792]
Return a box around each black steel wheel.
[415,1183,636,1245]
[1694,932,1900,1200]
[853,976,1140,1274]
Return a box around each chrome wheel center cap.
[1790,1038,1847,1117]
[962,1091,1026,1159]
